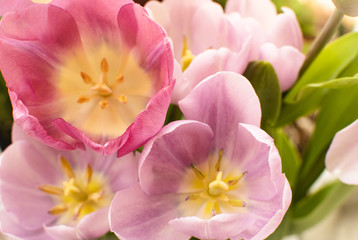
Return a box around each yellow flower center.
[56,43,153,138]
[38,156,113,224]
[184,149,247,218]
[77,58,128,109]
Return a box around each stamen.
[60,156,76,179]
[118,95,127,104]
[89,190,105,201]
[77,96,90,104]
[48,204,68,215]
[212,209,216,217]
[228,199,246,207]
[83,164,93,184]
[185,194,201,201]
[80,72,94,85]
[227,171,248,186]
[215,149,223,171]
[190,163,205,180]
[73,202,85,220]
[38,184,64,196]
[116,74,124,83]
[99,99,109,109]
[101,58,109,73]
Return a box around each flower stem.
[299,9,344,77]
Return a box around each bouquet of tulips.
[0,0,357,239]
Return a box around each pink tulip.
[146,0,252,103]
[0,125,139,240]
[110,72,291,240]
[0,0,174,156]
[226,0,305,91]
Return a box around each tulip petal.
[110,184,187,240]
[0,0,33,16]
[179,71,261,150]
[169,213,256,240]
[259,43,304,91]
[139,120,213,195]
[269,7,303,50]
[326,119,358,185]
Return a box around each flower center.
[77,58,127,110]
[185,149,247,218]
[38,156,113,224]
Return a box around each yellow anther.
[77,96,90,104]
[185,194,201,201]
[215,149,224,171]
[116,74,124,83]
[60,156,76,179]
[99,99,109,109]
[181,37,195,71]
[83,164,93,184]
[190,163,205,180]
[227,171,248,186]
[101,58,109,73]
[80,72,94,85]
[227,199,246,207]
[38,184,64,196]
[73,202,85,220]
[208,171,229,196]
[48,204,68,215]
[118,95,127,104]
[89,190,104,202]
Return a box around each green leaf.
[165,103,183,125]
[286,32,358,102]
[243,61,281,129]
[0,71,13,150]
[96,232,118,240]
[291,181,355,234]
[276,32,358,126]
[293,84,358,201]
[270,128,301,186]
[276,76,358,127]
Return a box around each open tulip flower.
[0,0,174,156]
[0,125,139,240]
[110,72,291,240]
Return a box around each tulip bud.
[332,0,358,17]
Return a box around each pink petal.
[9,91,84,151]
[248,178,292,240]
[117,3,174,89]
[110,184,187,240]
[139,120,213,195]
[190,1,225,53]
[45,207,110,240]
[51,0,132,46]
[169,213,256,240]
[326,119,358,185]
[0,141,61,230]
[179,72,261,150]
[269,7,303,50]
[225,0,277,30]
[230,124,285,200]
[0,0,33,16]
[259,43,305,91]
